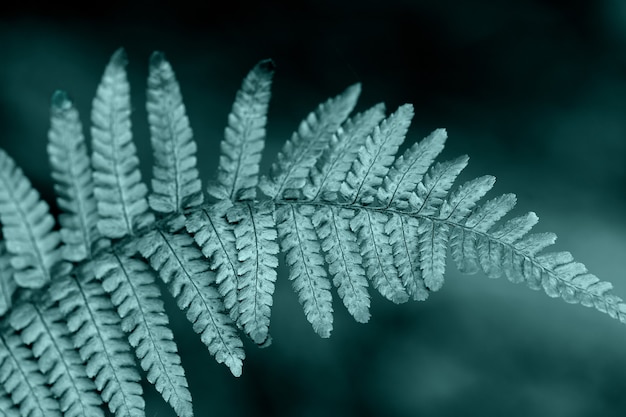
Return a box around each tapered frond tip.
[256,58,276,73]
[344,82,362,100]
[149,50,166,67]
[51,90,71,110]
[110,47,127,66]
[432,127,447,141]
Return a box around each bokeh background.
[2,1,626,416]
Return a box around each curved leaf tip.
[51,90,72,110]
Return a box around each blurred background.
[2,0,626,416]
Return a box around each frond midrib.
[277,199,623,315]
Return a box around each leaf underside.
[0,48,622,417]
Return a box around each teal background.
[2,1,626,416]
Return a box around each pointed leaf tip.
[398,103,415,116]
[51,90,71,110]
[433,127,447,139]
[346,82,362,95]
[256,58,276,73]
[150,51,166,68]
[110,47,127,66]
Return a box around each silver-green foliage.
[0,48,622,417]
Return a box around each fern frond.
[138,217,244,377]
[260,84,361,199]
[94,252,191,417]
[91,48,154,239]
[0,50,623,417]
[186,203,241,330]
[277,204,333,337]
[48,90,103,262]
[312,206,370,322]
[340,104,414,205]
[0,324,61,417]
[209,60,274,202]
[0,150,61,288]
[51,271,144,417]
[9,300,103,417]
[304,103,386,201]
[228,201,279,344]
[350,209,408,303]
[0,244,16,316]
[147,52,203,214]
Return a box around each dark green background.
[1,1,626,416]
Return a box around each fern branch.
[410,156,469,215]
[51,271,144,417]
[91,48,154,239]
[147,51,203,214]
[276,204,333,337]
[304,103,386,201]
[0,150,61,288]
[186,203,241,331]
[210,60,274,202]
[0,243,16,316]
[228,201,279,344]
[378,128,447,209]
[385,214,428,301]
[138,217,244,377]
[48,90,103,262]
[312,206,370,322]
[0,324,61,417]
[9,301,104,417]
[350,209,408,303]
[261,84,361,199]
[94,251,191,417]
[341,104,414,205]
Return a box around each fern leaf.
[91,48,154,239]
[48,90,103,262]
[227,201,279,344]
[410,155,468,215]
[51,271,144,417]
[0,150,61,288]
[385,214,428,301]
[417,218,450,291]
[378,128,447,209]
[9,301,104,417]
[138,219,244,377]
[0,325,61,417]
[350,209,408,303]
[465,192,517,231]
[261,84,361,199]
[277,204,333,337]
[186,203,241,331]
[304,103,386,201]
[439,175,496,222]
[341,104,414,205]
[209,60,274,202]
[94,252,191,417]
[147,52,203,214]
[312,206,370,322]
[0,244,16,316]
